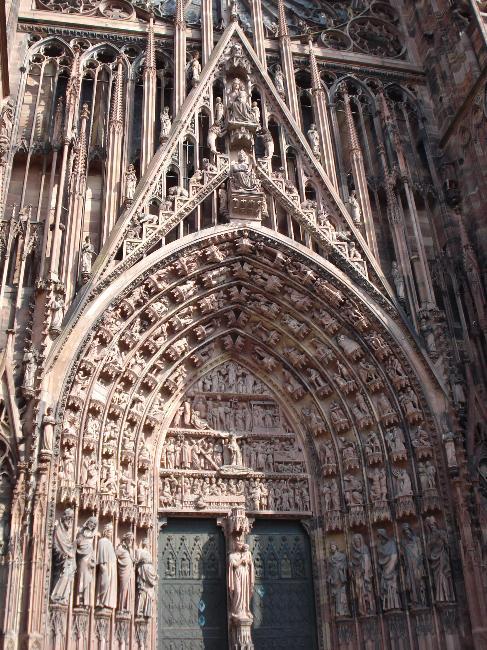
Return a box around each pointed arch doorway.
[156,359,318,649]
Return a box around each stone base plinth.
[230,614,254,650]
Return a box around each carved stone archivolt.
[40,226,454,648]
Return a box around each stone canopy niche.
[159,361,311,516]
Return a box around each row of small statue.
[50,509,157,618]
[328,518,455,618]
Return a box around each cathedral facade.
[0,1,486,648]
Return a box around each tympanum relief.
[160,362,311,515]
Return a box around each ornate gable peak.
[72,22,394,339]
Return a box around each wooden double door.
[158,518,317,650]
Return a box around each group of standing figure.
[327,518,455,618]
[51,509,157,618]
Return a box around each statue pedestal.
[230,614,254,650]
[228,188,264,224]
[227,120,258,150]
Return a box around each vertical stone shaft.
[277,0,301,126]
[250,0,266,66]
[173,0,186,114]
[308,40,337,188]
[379,89,436,307]
[48,45,81,280]
[101,56,125,246]
[61,104,89,302]
[140,13,157,175]
[201,0,213,64]
[342,84,379,259]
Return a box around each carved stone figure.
[51,508,76,604]
[41,406,56,452]
[376,529,401,610]
[230,150,259,191]
[391,261,405,300]
[228,541,255,620]
[425,517,455,602]
[136,538,157,618]
[226,433,244,467]
[188,51,201,84]
[273,64,285,96]
[96,523,117,609]
[76,516,98,607]
[227,78,254,122]
[22,343,37,393]
[117,532,135,612]
[251,101,261,124]
[49,293,65,333]
[392,467,413,496]
[328,544,350,617]
[160,106,172,138]
[307,123,320,156]
[59,446,76,483]
[81,235,95,276]
[208,122,222,155]
[257,127,274,159]
[350,533,375,615]
[214,96,225,123]
[125,163,137,200]
[348,190,361,224]
[400,523,427,606]
[443,431,458,468]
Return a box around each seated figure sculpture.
[230,150,259,192]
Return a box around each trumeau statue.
[96,523,117,609]
[51,508,76,604]
[76,516,98,607]
[228,540,255,620]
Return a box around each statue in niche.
[41,406,56,453]
[160,106,172,139]
[350,533,375,615]
[336,333,362,359]
[343,474,364,506]
[80,235,95,276]
[257,127,274,159]
[376,529,401,610]
[214,96,225,123]
[76,516,98,607]
[117,532,135,612]
[51,508,76,604]
[230,150,259,191]
[273,64,285,96]
[425,516,455,602]
[48,293,65,333]
[391,261,405,300]
[96,523,117,609]
[228,541,255,620]
[400,523,427,606]
[136,538,157,618]
[188,51,201,85]
[227,78,255,122]
[368,467,388,502]
[385,426,407,457]
[22,343,38,393]
[251,101,261,124]
[348,190,362,225]
[328,544,350,617]
[125,164,137,201]
[81,453,98,488]
[307,123,321,156]
[418,461,437,491]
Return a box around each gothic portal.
[0,1,487,650]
